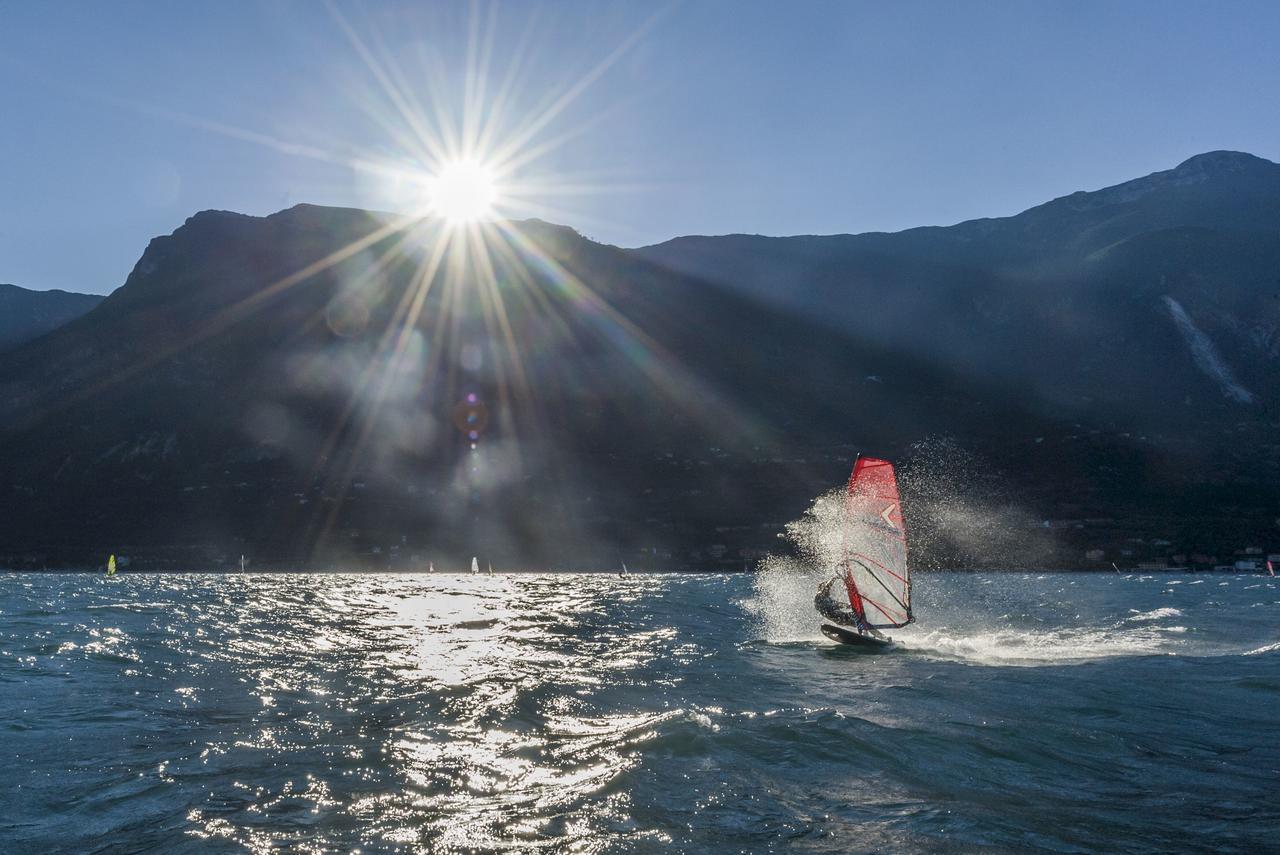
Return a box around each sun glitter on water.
[424,159,500,224]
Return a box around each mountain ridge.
[2,152,1278,570]
[0,283,104,353]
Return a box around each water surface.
[2,572,1278,852]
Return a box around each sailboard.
[106,554,117,577]
[820,622,895,650]
[817,456,912,646]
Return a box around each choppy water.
[2,571,1279,853]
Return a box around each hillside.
[0,283,103,352]
[634,151,1280,431]
[2,153,1278,570]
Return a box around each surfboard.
[821,623,896,650]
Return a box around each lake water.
[2,571,1278,853]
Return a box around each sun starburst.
[423,159,501,224]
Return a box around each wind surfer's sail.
[839,456,911,629]
[471,557,479,575]
[106,555,117,577]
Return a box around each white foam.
[747,569,1193,665]
[894,624,1173,666]
[1126,607,1183,622]
[1244,641,1280,656]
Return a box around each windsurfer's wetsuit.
[815,576,884,638]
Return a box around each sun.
[426,159,500,224]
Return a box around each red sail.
[841,456,912,628]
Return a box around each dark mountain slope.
[0,204,1084,569]
[0,283,103,352]
[634,151,1280,436]
[4,151,1279,570]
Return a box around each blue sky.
[3,0,1279,295]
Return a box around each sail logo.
[880,504,897,528]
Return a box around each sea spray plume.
[751,476,918,639]
[748,493,845,641]
[897,437,1055,569]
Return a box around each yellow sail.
[106,554,117,576]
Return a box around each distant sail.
[839,457,912,629]
[429,561,435,573]
[487,562,493,576]
[471,557,479,575]
[106,554,117,577]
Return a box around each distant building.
[1085,549,1105,562]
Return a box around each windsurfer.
[815,575,883,638]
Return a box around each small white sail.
[471,557,479,575]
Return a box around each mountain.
[2,152,1278,570]
[0,205,1064,569]
[634,151,1280,432]
[0,283,103,352]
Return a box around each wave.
[893,625,1175,666]
[1126,607,1183,622]
[1244,641,1280,656]
[746,569,1212,666]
